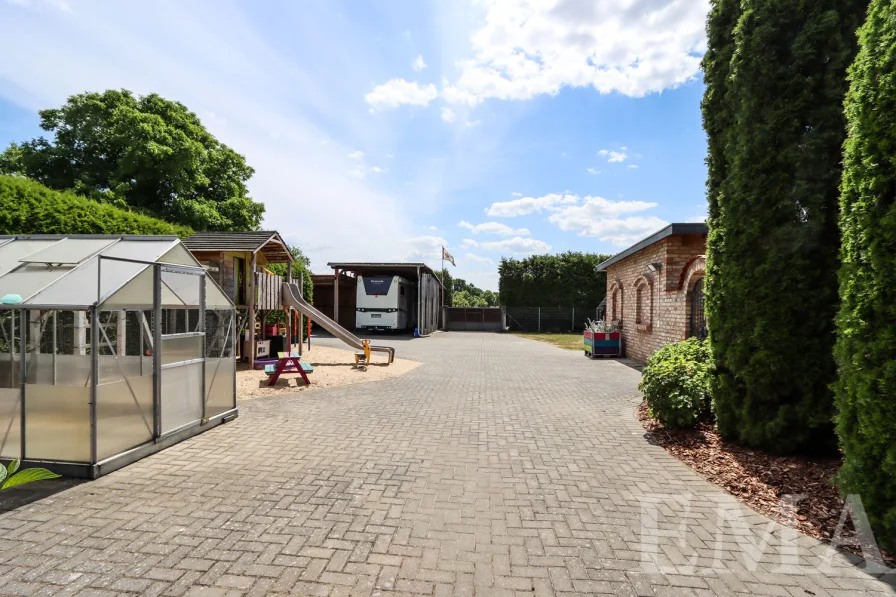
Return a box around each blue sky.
[0,0,709,290]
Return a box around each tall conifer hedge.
[835,0,896,551]
[704,0,867,454]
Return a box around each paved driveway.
[0,332,892,596]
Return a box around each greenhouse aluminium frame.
[0,235,237,479]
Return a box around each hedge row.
[0,174,193,237]
[834,0,896,552]
[704,0,866,455]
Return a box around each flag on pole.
[442,246,456,267]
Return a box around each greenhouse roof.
[0,235,232,309]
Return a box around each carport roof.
[327,262,442,285]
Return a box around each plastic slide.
[281,283,395,364]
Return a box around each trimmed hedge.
[704,0,867,454]
[835,0,896,552]
[0,174,192,237]
[639,338,713,429]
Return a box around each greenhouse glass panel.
[161,362,203,433]
[0,264,76,303]
[162,269,201,306]
[98,266,154,310]
[20,238,118,265]
[0,240,59,277]
[161,334,203,365]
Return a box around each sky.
[0,0,710,291]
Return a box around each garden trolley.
[584,330,621,358]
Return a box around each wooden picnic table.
[266,351,313,386]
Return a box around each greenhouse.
[0,235,237,478]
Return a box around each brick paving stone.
[0,333,893,596]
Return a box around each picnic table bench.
[265,351,313,386]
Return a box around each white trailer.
[356,275,414,331]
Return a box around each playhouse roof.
[0,235,232,309]
[183,231,293,263]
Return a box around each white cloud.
[425,225,440,232]
[460,238,479,249]
[433,0,708,106]
[480,237,552,255]
[402,235,448,262]
[628,164,639,169]
[486,193,578,217]
[598,149,628,163]
[587,167,600,175]
[547,195,668,246]
[365,78,438,110]
[458,220,530,236]
[441,107,456,123]
[412,54,427,71]
[511,192,523,197]
[686,215,707,223]
[464,252,494,265]
[346,151,386,179]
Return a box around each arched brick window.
[611,285,623,323]
[689,277,708,340]
[633,275,653,331]
[635,286,644,324]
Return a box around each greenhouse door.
[157,265,206,436]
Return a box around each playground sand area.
[236,344,420,400]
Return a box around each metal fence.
[504,307,603,333]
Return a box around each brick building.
[596,223,708,363]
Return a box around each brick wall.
[606,234,706,363]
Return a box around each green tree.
[438,268,454,306]
[706,0,867,454]
[0,89,264,231]
[834,0,896,551]
[452,290,487,308]
[498,252,610,308]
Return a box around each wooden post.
[297,271,303,357]
[248,253,257,369]
[286,257,293,352]
[333,268,340,326]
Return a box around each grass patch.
[512,333,582,351]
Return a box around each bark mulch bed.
[636,402,894,569]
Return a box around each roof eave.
[595,223,708,271]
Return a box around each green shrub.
[834,0,896,552]
[0,174,192,237]
[640,338,713,429]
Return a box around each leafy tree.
[0,89,264,231]
[438,270,497,307]
[0,174,192,237]
[706,0,867,454]
[453,290,488,308]
[267,246,314,330]
[438,268,454,306]
[835,0,896,551]
[498,252,611,308]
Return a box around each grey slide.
[281,283,395,364]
